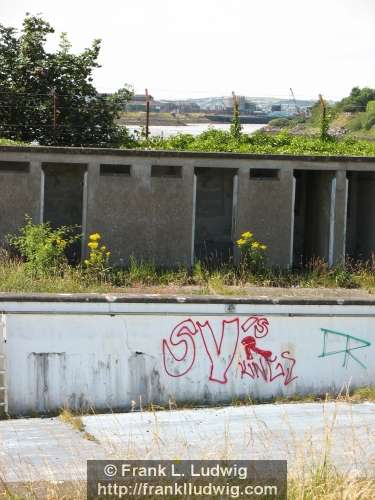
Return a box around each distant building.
[223,96,256,114]
[155,100,201,113]
[126,94,154,112]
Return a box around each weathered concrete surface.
[237,166,294,267]
[0,160,41,245]
[0,402,374,483]
[2,145,375,268]
[2,293,375,414]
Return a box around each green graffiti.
[318,328,371,369]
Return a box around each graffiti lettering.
[241,316,269,338]
[162,319,198,377]
[318,328,371,369]
[162,316,298,386]
[238,336,297,387]
[196,318,239,384]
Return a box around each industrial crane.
[289,87,301,116]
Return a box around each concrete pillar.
[331,170,348,265]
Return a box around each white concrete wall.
[2,299,375,414]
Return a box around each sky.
[1,0,375,101]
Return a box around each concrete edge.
[1,145,375,162]
[0,292,374,306]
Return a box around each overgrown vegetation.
[0,137,27,146]
[3,219,375,294]
[7,216,80,278]
[132,128,375,156]
[270,86,375,140]
[84,232,111,279]
[236,231,267,272]
[230,93,242,140]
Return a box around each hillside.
[267,87,375,140]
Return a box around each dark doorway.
[194,168,236,263]
[293,170,335,266]
[43,163,86,262]
[346,172,375,261]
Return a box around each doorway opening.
[194,168,237,264]
[42,163,86,262]
[293,170,335,266]
[346,171,375,261]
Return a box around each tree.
[0,14,133,147]
[230,92,242,140]
[338,87,375,113]
[319,95,330,141]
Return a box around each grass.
[59,408,98,442]
[2,251,375,294]
[0,137,28,146]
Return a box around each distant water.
[127,123,265,138]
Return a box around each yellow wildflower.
[88,241,98,249]
[100,245,106,251]
[236,238,246,246]
[89,233,101,241]
[251,241,260,249]
[241,231,253,239]
[260,244,267,250]
[84,259,90,265]
[106,251,111,257]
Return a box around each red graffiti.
[241,336,273,361]
[162,319,197,377]
[196,318,239,384]
[162,315,298,386]
[239,350,298,386]
[241,316,269,338]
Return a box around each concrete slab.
[0,402,374,483]
[82,402,375,474]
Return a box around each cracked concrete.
[0,402,374,483]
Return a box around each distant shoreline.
[118,112,210,127]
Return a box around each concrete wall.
[237,162,294,267]
[0,160,41,245]
[1,295,375,415]
[1,146,375,267]
[87,157,195,266]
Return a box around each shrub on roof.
[132,129,375,157]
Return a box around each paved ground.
[0,402,374,483]
[105,285,375,300]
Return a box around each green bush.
[331,266,357,288]
[8,217,80,277]
[268,118,291,127]
[346,115,364,131]
[131,129,375,157]
[364,113,375,131]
